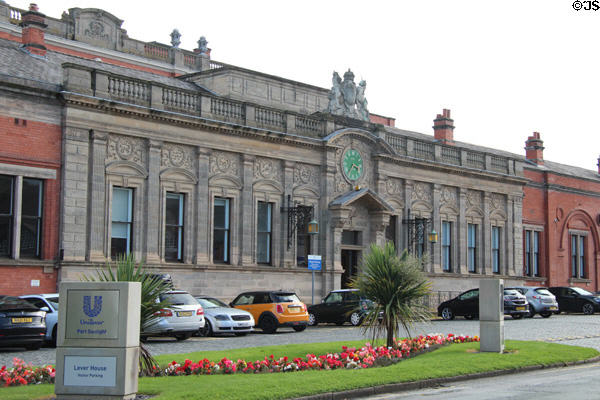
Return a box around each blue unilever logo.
[83,295,103,318]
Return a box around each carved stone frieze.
[386,178,402,195]
[441,186,458,208]
[490,193,505,210]
[254,157,282,181]
[294,163,320,187]
[466,190,483,209]
[161,143,194,169]
[107,135,145,165]
[209,151,240,177]
[411,182,432,203]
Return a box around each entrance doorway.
[341,249,360,289]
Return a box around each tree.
[82,254,173,375]
[351,242,432,347]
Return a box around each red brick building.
[522,132,600,292]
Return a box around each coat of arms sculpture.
[326,69,369,121]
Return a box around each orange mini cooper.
[230,291,309,334]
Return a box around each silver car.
[20,293,59,346]
[195,296,254,336]
[510,286,559,318]
[142,290,205,341]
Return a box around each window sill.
[568,277,592,284]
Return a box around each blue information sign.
[307,255,322,271]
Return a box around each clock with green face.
[342,148,364,181]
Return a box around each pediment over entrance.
[329,188,395,213]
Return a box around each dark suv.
[548,286,600,315]
[307,289,374,326]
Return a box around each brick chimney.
[20,4,47,57]
[433,109,455,145]
[525,132,544,165]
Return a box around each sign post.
[55,281,141,400]
[307,255,322,305]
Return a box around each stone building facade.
[2,3,598,303]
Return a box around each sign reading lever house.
[55,282,141,400]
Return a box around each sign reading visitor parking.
[63,356,117,387]
[65,290,120,339]
[308,255,322,271]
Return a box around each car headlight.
[594,298,600,303]
[215,314,230,321]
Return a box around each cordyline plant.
[81,254,173,375]
[351,242,432,347]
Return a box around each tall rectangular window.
[467,223,477,273]
[20,178,42,257]
[165,193,184,262]
[111,187,133,259]
[525,230,531,275]
[385,216,397,248]
[257,201,272,264]
[0,175,13,257]
[533,231,539,276]
[442,221,452,272]
[524,229,540,277]
[213,198,230,263]
[492,226,500,274]
[415,219,425,258]
[571,234,586,278]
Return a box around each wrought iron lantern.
[428,229,438,244]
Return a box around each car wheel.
[260,315,278,334]
[350,312,362,326]
[51,325,58,347]
[175,333,192,341]
[512,313,524,319]
[308,313,318,326]
[440,307,454,320]
[540,312,552,318]
[293,325,307,332]
[582,303,595,315]
[198,320,213,337]
[526,309,535,318]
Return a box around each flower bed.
[0,334,479,386]
[159,334,479,377]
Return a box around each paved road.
[2,314,600,367]
[358,362,600,399]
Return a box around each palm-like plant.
[351,242,432,347]
[82,254,173,375]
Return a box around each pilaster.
[483,193,491,275]
[457,188,467,274]
[432,184,442,273]
[145,139,162,263]
[196,148,210,264]
[283,160,295,267]
[87,130,107,262]
[240,154,255,265]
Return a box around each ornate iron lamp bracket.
[280,195,314,250]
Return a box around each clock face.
[342,148,363,181]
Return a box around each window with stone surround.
[165,193,184,262]
[213,197,230,263]
[0,175,14,257]
[492,226,501,274]
[467,223,477,273]
[571,234,586,278]
[257,201,272,264]
[524,229,540,277]
[442,221,452,272]
[111,187,133,259]
[20,179,43,258]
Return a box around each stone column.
[145,140,162,263]
[457,188,467,274]
[11,176,22,259]
[240,154,255,266]
[196,148,211,264]
[370,211,390,248]
[483,193,491,275]
[283,161,295,267]
[431,184,442,273]
[87,131,107,262]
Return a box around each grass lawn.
[2,340,598,400]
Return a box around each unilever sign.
[65,290,119,339]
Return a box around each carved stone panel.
[69,8,125,49]
[490,193,506,211]
[161,143,195,170]
[107,135,145,166]
[294,163,320,188]
[209,151,240,177]
[253,157,282,182]
[411,182,432,204]
[441,186,458,208]
[466,190,483,209]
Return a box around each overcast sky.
[13,0,600,171]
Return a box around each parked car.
[307,289,374,326]
[195,296,254,336]
[438,288,529,320]
[141,290,204,341]
[20,293,59,345]
[0,295,46,350]
[548,286,600,315]
[509,287,558,318]
[230,291,308,334]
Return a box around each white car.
[510,286,559,318]
[20,293,59,346]
[195,296,254,336]
[142,290,204,341]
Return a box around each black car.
[0,296,46,350]
[547,286,600,315]
[307,289,374,326]
[438,288,529,320]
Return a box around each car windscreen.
[503,289,521,296]
[534,288,553,296]
[198,297,228,308]
[159,293,198,305]
[270,293,301,303]
[572,287,593,296]
[46,296,59,310]
[0,296,40,311]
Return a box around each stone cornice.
[526,180,600,199]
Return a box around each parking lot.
[2,313,600,367]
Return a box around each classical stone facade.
[2,3,599,305]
